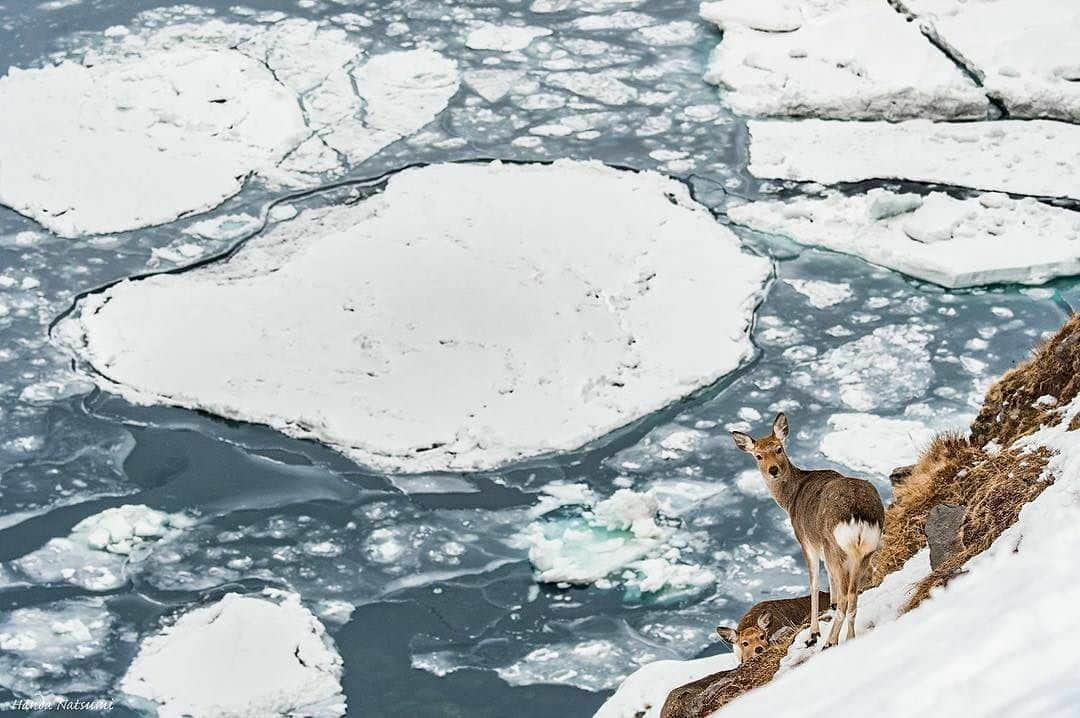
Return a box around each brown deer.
[716,592,830,661]
[731,413,885,648]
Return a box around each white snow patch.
[699,0,803,32]
[59,161,769,473]
[899,0,1080,121]
[748,119,1080,200]
[819,413,935,477]
[700,0,986,120]
[596,653,737,718]
[733,189,1080,288]
[120,592,345,718]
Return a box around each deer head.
[716,612,772,663]
[731,413,791,480]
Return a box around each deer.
[716,592,830,662]
[731,413,885,648]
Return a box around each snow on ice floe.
[120,592,345,718]
[5,505,191,591]
[730,189,1080,288]
[819,413,935,478]
[898,0,1080,121]
[0,16,459,237]
[0,597,114,699]
[595,652,737,718]
[700,0,987,120]
[748,119,1080,200]
[465,23,552,51]
[516,488,716,598]
[782,279,852,309]
[58,161,771,473]
[716,397,1080,717]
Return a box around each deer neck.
[764,463,807,515]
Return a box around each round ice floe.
[819,413,935,477]
[60,160,770,473]
[0,48,306,238]
[120,592,345,718]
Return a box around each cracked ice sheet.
[700,0,987,120]
[730,190,1080,288]
[898,0,1080,121]
[58,161,770,473]
[120,591,345,718]
[748,119,1080,200]
[0,15,459,237]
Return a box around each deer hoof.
[804,634,819,648]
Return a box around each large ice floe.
[897,0,1080,121]
[714,398,1080,718]
[747,119,1080,200]
[818,413,935,478]
[699,0,987,120]
[58,160,770,473]
[4,504,191,591]
[730,189,1080,287]
[516,487,716,597]
[120,591,345,718]
[0,16,459,237]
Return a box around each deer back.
[788,469,885,547]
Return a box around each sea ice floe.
[121,591,345,718]
[546,71,639,105]
[731,190,1080,288]
[0,597,114,698]
[517,489,715,598]
[465,23,552,51]
[700,0,987,120]
[748,119,1080,200]
[6,505,192,591]
[782,279,853,309]
[58,161,770,473]
[897,0,1080,121]
[0,16,459,237]
[819,413,935,478]
[794,324,934,412]
[596,652,738,718]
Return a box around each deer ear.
[769,626,795,645]
[716,626,738,644]
[756,611,771,630]
[772,413,789,442]
[731,432,754,453]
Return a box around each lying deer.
[716,592,830,661]
[732,413,885,648]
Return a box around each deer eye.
[741,641,748,646]
[776,446,783,454]
[754,454,762,460]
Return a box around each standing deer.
[731,413,885,648]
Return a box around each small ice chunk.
[465,24,551,52]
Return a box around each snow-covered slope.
[58,161,770,473]
[748,119,1080,200]
[700,0,987,119]
[596,653,738,718]
[898,0,1080,121]
[729,189,1080,287]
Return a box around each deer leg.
[824,554,847,648]
[827,569,839,612]
[802,543,821,646]
[845,554,872,641]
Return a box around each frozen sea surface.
[0,0,1076,716]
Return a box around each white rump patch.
[832,519,882,558]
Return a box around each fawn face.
[731,413,790,479]
[717,612,772,663]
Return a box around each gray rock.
[925,503,965,569]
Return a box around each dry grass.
[673,313,1079,714]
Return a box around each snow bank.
[819,413,934,477]
[517,488,715,597]
[59,160,770,473]
[718,398,1080,717]
[730,189,1080,287]
[700,0,986,119]
[120,592,345,718]
[7,505,191,591]
[898,0,1080,121]
[596,654,738,718]
[0,17,459,236]
[748,119,1080,200]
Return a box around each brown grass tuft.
[970,313,1080,446]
